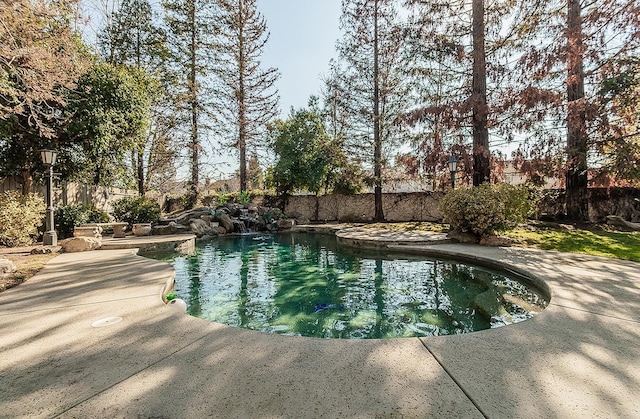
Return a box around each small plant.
[0,191,46,246]
[112,196,161,225]
[238,190,251,205]
[440,183,533,236]
[216,192,229,206]
[55,204,110,239]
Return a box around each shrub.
[440,183,532,236]
[0,191,46,246]
[163,194,190,213]
[55,204,110,239]
[112,196,161,225]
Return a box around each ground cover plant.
[505,225,640,263]
[363,221,640,263]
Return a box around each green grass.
[361,221,640,263]
[504,228,640,262]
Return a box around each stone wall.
[538,188,640,223]
[285,192,445,222]
[285,188,640,224]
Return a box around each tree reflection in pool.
[155,232,548,339]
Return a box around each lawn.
[505,227,640,263]
[364,221,640,263]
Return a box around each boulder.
[30,246,61,255]
[189,219,217,237]
[479,235,512,247]
[0,258,16,274]
[447,229,479,244]
[218,214,234,233]
[276,219,295,230]
[60,237,102,252]
[214,226,227,235]
[160,207,211,226]
[252,218,267,232]
[606,215,640,231]
[152,222,190,235]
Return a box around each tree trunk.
[21,169,33,195]
[137,148,145,195]
[566,0,588,221]
[238,0,248,193]
[472,0,490,186]
[373,0,384,221]
[188,0,199,205]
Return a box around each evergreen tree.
[401,0,523,188]
[337,0,408,221]
[98,0,168,195]
[216,0,279,193]
[162,0,219,205]
[504,0,640,219]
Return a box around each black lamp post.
[447,155,458,189]
[40,149,57,246]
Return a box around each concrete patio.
[0,231,639,418]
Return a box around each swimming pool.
[157,232,548,339]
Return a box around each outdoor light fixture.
[40,149,57,166]
[447,155,458,189]
[40,149,58,246]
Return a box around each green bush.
[440,183,532,236]
[0,191,46,246]
[163,193,191,213]
[112,196,161,225]
[55,204,110,239]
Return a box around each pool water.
[156,233,548,339]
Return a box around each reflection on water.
[156,233,548,339]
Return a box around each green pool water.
[155,232,548,339]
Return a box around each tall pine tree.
[215,0,279,193]
[338,0,408,221]
[163,0,219,205]
[505,0,640,220]
[98,0,168,195]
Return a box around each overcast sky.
[257,0,343,117]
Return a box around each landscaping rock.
[60,237,102,252]
[447,229,479,244]
[30,246,62,255]
[479,235,512,247]
[606,215,640,231]
[0,258,16,274]
[276,219,295,230]
[152,222,190,235]
[287,211,310,225]
[160,207,211,226]
[218,214,234,233]
[189,219,218,237]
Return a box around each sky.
[257,0,343,117]
[80,0,345,178]
[81,0,343,117]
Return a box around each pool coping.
[1,229,639,417]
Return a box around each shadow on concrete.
[0,250,482,418]
[2,245,639,418]
[420,246,640,418]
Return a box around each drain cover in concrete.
[91,317,123,327]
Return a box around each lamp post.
[447,155,458,189]
[40,149,57,246]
